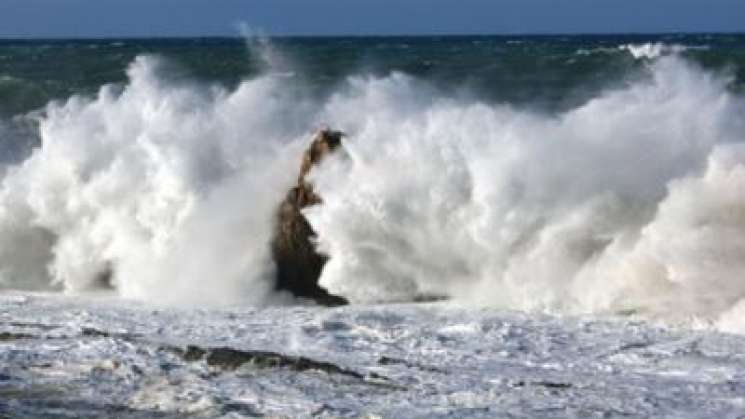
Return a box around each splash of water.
[0,55,317,305]
[307,56,745,330]
[1,45,745,332]
[618,42,690,59]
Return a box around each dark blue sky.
[2,0,745,38]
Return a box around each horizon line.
[1,30,744,42]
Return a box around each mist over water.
[2,37,745,330]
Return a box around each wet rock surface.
[17,323,399,387]
[0,331,34,341]
[271,128,348,306]
[166,344,404,389]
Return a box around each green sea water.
[2,34,745,118]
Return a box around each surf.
[1,42,745,331]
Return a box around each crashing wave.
[618,42,708,59]
[1,52,745,331]
[577,43,707,59]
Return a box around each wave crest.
[308,56,745,329]
[2,53,745,331]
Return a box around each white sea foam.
[307,56,745,327]
[0,55,316,305]
[618,42,707,59]
[577,43,706,59]
[1,50,745,329]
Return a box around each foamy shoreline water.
[3,291,745,417]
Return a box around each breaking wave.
[618,43,691,59]
[2,46,745,331]
[309,55,745,325]
[0,56,317,305]
[577,42,708,59]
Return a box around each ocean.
[3,34,745,118]
[2,34,745,321]
[4,32,745,418]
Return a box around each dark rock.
[80,327,140,341]
[80,327,112,338]
[509,380,573,390]
[181,345,207,362]
[166,343,406,390]
[271,128,348,306]
[0,332,34,341]
[377,356,447,373]
[200,346,364,378]
[534,381,572,389]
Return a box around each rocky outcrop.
[270,128,348,306]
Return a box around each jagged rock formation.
[0,323,401,389]
[271,128,348,306]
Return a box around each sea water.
[2,35,745,330]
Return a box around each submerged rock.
[271,128,348,306]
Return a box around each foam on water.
[308,55,745,327]
[0,55,317,305]
[1,44,745,330]
[577,42,707,59]
[618,43,689,59]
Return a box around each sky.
[1,0,745,38]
